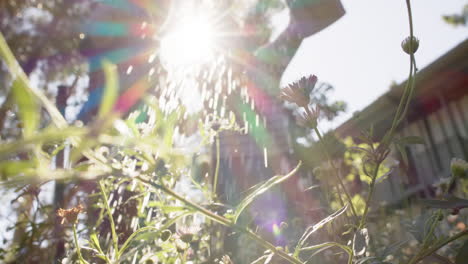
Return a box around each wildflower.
[401,36,419,54]
[451,158,468,178]
[280,75,317,108]
[297,105,320,129]
[57,204,84,225]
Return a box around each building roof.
[336,38,468,139]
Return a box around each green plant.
[1,1,468,263]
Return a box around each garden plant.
[1,0,468,263]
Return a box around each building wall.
[373,93,468,204]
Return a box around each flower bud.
[401,36,419,55]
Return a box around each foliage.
[1,1,468,264]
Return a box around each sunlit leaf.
[11,79,39,137]
[353,228,369,256]
[98,61,119,119]
[0,33,67,128]
[0,160,35,180]
[0,127,86,159]
[294,203,348,256]
[300,241,352,259]
[233,161,301,223]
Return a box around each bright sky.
[275,0,468,128]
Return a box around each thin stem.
[385,0,418,147]
[98,180,119,258]
[213,134,220,196]
[137,176,302,264]
[73,224,89,264]
[311,123,358,218]
[359,163,381,229]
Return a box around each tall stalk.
[73,224,89,264]
[213,134,220,196]
[98,180,119,259]
[359,0,417,229]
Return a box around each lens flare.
[160,15,215,71]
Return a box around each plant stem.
[386,0,417,144]
[311,123,358,218]
[98,180,119,258]
[73,224,89,264]
[137,176,303,264]
[359,163,381,229]
[213,134,220,197]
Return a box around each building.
[336,39,468,205]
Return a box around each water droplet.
[126,65,133,75]
[148,54,156,63]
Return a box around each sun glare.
[160,15,216,71]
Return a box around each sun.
[160,14,216,71]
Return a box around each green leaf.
[398,136,425,145]
[300,241,352,258]
[233,161,301,223]
[89,233,104,254]
[456,240,468,264]
[11,79,39,137]
[0,33,67,128]
[422,195,468,210]
[294,204,348,256]
[353,228,369,256]
[0,127,86,159]
[0,160,35,180]
[98,61,119,118]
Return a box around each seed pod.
[401,36,419,55]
